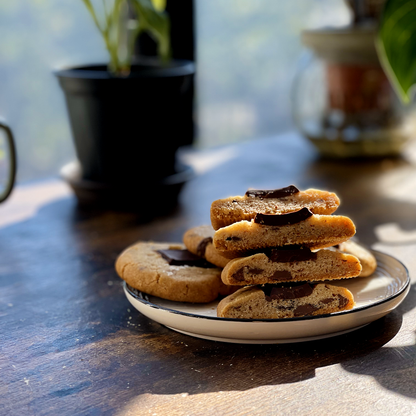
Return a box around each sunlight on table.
[0,179,71,229]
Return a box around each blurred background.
[0,0,351,183]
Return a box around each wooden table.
[1,132,416,415]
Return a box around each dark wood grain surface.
[1,132,416,415]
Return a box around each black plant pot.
[55,59,195,185]
[55,59,195,211]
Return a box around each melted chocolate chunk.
[226,236,241,241]
[294,304,319,317]
[338,294,349,308]
[157,249,214,268]
[262,282,314,300]
[254,207,313,226]
[269,270,293,281]
[266,247,317,263]
[232,266,264,281]
[196,237,212,257]
[245,185,300,199]
[232,268,245,281]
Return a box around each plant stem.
[81,0,171,76]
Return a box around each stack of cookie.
[185,185,377,319]
[116,184,376,317]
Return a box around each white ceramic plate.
[124,250,410,344]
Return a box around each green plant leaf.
[131,0,171,62]
[377,0,416,103]
[150,0,166,12]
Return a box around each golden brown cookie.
[336,240,377,277]
[217,282,355,319]
[213,209,356,258]
[221,247,362,285]
[115,241,230,303]
[210,185,340,230]
[183,225,230,268]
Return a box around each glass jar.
[292,26,415,158]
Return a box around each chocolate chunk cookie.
[336,240,377,277]
[217,282,355,319]
[221,246,362,285]
[213,210,356,258]
[183,225,230,268]
[210,185,340,230]
[115,241,230,303]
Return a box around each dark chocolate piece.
[249,267,264,275]
[226,236,241,241]
[269,270,293,281]
[232,266,264,281]
[196,237,212,257]
[294,304,319,317]
[263,282,314,301]
[267,247,317,263]
[245,185,300,199]
[338,294,349,308]
[157,249,214,268]
[254,207,313,226]
[321,297,335,304]
[232,268,245,282]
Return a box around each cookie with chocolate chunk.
[221,246,362,285]
[336,240,377,277]
[213,208,356,258]
[210,185,340,230]
[217,282,355,319]
[183,225,230,268]
[115,241,232,303]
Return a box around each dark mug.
[0,121,16,203]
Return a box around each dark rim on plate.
[124,250,410,323]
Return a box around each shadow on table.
[339,281,416,399]
[118,279,416,400]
